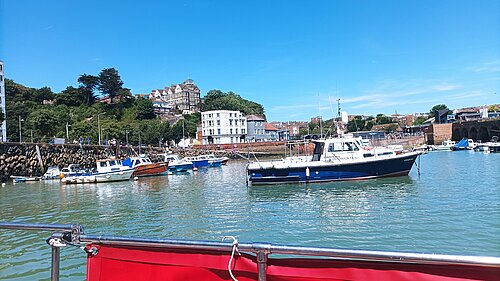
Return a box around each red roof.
[265,123,279,131]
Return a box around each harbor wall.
[0,143,237,181]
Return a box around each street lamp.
[65,122,72,141]
[97,112,106,146]
[18,115,24,142]
[125,130,129,146]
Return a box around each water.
[1,151,499,280]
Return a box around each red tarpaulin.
[86,244,500,281]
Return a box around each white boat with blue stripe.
[247,136,421,185]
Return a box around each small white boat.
[43,166,61,180]
[434,140,455,151]
[61,158,134,184]
[11,176,41,183]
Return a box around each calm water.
[1,151,499,280]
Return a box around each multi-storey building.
[201,110,246,145]
[0,61,6,142]
[246,115,266,142]
[148,79,201,114]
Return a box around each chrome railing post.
[256,250,268,281]
[50,244,61,281]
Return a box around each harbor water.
[1,151,499,280]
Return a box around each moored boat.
[122,155,168,177]
[160,154,194,172]
[42,166,61,180]
[61,158,134,184]
[451,138,477,151]
[247,136,421,185]
[10,176,41,183]
[434,140,455,151]
[183,156,209,167]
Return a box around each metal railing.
[2,222,500,281]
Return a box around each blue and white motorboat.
[247,136,421,185]
[183,156,209,168]
[160,154,194,172]
[198,154,224,167]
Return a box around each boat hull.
[192,159,209,167]
[168,163,193,172]
[62,169,134,184]
[248,153,419,185]
[133,163,168,177]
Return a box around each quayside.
[1,222,499,281]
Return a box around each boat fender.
[306,167,310,177]
[60,173,65,179]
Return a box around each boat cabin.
[96,159,125,173]
[312,137,394,162]
[122,156,153,168]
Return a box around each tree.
[135,97,156,120]
[78,74,99,105]
[429,104,451,117]
[32,87,55,103]
[347,116,366,132]
[98,68,123,101]
[202,89,266,118]
[26,108,60,140]
[375,114,392,125]
[55,86,86,107]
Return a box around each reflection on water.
[0,153,499,280]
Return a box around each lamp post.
[18,115,24,142]
[65,122,71,141]
[125,131,129,146]
[97,112,106,146]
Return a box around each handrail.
[0,222,81,232]
[2,221,500,281]
[70,234,500,267]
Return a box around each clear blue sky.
[1,0,499,121]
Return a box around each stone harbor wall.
[0,143,238,181]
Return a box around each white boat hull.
[62,169,134,184]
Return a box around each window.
[230,137,234,143]
[229,120,232,126]
[235,120,238,126]
[235,129,238,134]
[217,113,220,117]
[230,129,233,134]
[229,113,232,117]
[218,129,221,134]
[100,162,107,167]
[217,120,220,126]
[242,129,245,134]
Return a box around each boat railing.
[1,221,499,281]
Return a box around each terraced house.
[149,79,201,114]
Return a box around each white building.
[0,61,6,142]
[201,110,247,145]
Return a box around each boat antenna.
[336,98,342,136]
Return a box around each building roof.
[246,115,265,121]
[264,123,279,131]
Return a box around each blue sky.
[1,0,499,121]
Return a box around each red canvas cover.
[86,244,500,281]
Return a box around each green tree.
[135,97,156,120]
[375,114,392,125]
[413,116,428,125]
[26,108,59,140]
[55,86,86,107]
[77,74,99,105]
[347,116,366,132]
[429,104,451,117]
[32,87,55,103]
[98,68,123,101]
[202,89,266,118]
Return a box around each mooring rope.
[222,236,240,281]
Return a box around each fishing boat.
[42,166,61,180]
[60,164,88,177]
[61,158,134,184]
[160,154,193,172]
[122,155,168,177]
[474,142,500,153]
[0,222,498,281]
[247,136,421,185]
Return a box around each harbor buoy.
[193,167,198,171]
[1,183,5,186]
[134,176,139,181]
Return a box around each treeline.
[5,68,267,145]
